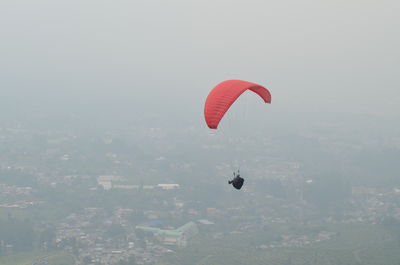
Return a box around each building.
[97,175,123,190]
[157,184,180,190]
[135,222,198,247]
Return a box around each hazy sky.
[1,0,399,125]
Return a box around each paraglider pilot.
[229,170,244,190]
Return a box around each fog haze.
[1,1,400,265]
[1,0,399,125]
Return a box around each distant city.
[1,114,400,265]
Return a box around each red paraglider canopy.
[204,80,271,129]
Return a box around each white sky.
[1,0,399,122]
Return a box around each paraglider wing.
[204,80,271,129]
